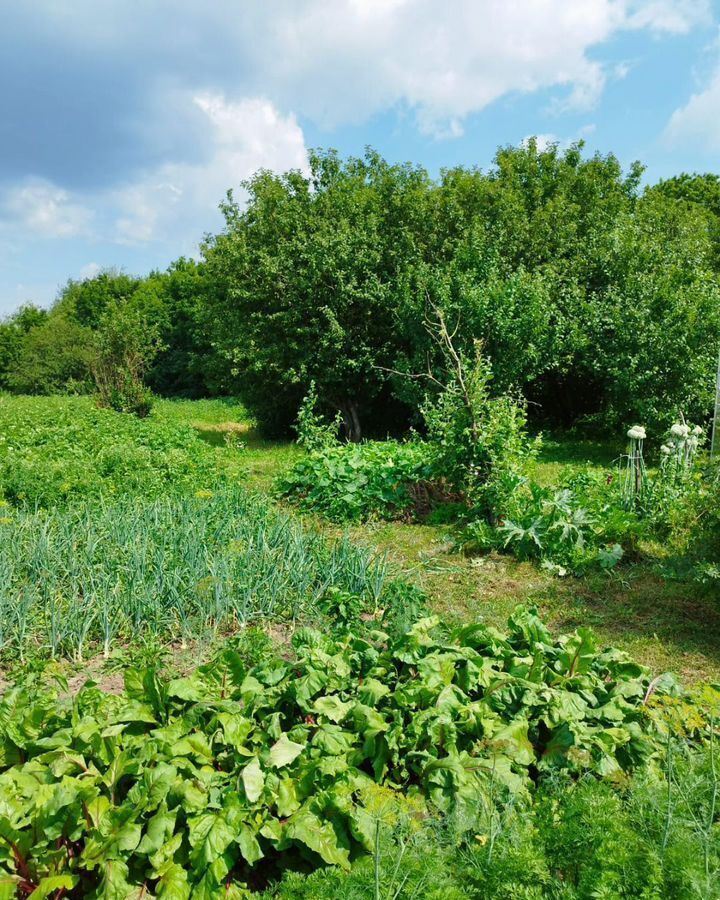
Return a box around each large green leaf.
[241,757,265,803]
[286,808,350,869]
[269,733,305,768]
[28,875,78,899]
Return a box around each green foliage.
[5,143,720,438]
[203,149,429,437]
[4,265,226,400]
[4,314,95,395]
[0,609,682,895]
[0,305,48,389]
[295,381,343,451]
[667,459,720,582]
[420,336,536,516]
[92,297,162,417]
[54,269,142,329]
[282,346,535,524]
[0,395,218,507]
[0,486,391,662]
[484,479,629,575]
[279,441,436,522]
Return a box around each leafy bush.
[420,337,537,518]
[0,609,684,896]
[279,440,437,521]
[467,475,635,575]
[4,315,95,395]
[294,381,343,452]
[0,486,392,662]
[281,345,536,525]
[92,297,163,417]
[0,396,219,507]
[667,459,720,582]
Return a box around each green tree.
[647,172,720,270]
[139,259,228,397]
[0,304,48,389]
[54,269,141,329]
[6,315,95,394]
[203,149,432,438]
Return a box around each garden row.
[1,611,718,898]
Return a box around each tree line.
[2,140,719,436]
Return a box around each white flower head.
[660,444,671,455]
[670,423,689,438]
[627,425,646,440]
[692,424,703,436]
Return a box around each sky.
[1,0,720,316]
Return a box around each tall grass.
[0,486,389,662]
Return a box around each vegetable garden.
[1,141,720,897]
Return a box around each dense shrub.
[0,305,48,389]
[279,441,437,521]
[202,143,720,437]
[92,297,162,417]
[5,315,95,395]
[0,609,692,896]
[667,459,720,582]
[5,144,720,437]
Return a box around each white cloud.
[664,60,720,150]
[79,262,101,280]
[16,0,713,141]
[0,95,308,250]
[1,178,93,239]
[626,0,712,34]
[109,95,308,245]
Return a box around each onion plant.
[0,486,390,662]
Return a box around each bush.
[667,459,720,582]
[279,440,437,521]
[92,297,163,417]
[465,474,635,575]
[420,337,536,518]
[294,381,343,451]
[5,315,95,394]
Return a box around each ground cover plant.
[0,396,220,507]
[3,609,715,898]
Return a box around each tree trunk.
[340,400,362,443]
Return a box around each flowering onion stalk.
[621,425,648,510]
[660,420,703,484]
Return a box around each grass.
[230,424,720,685]
[342,520,720,683]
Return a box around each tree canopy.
[3,141,719,437]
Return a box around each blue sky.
[1,0,719,316]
